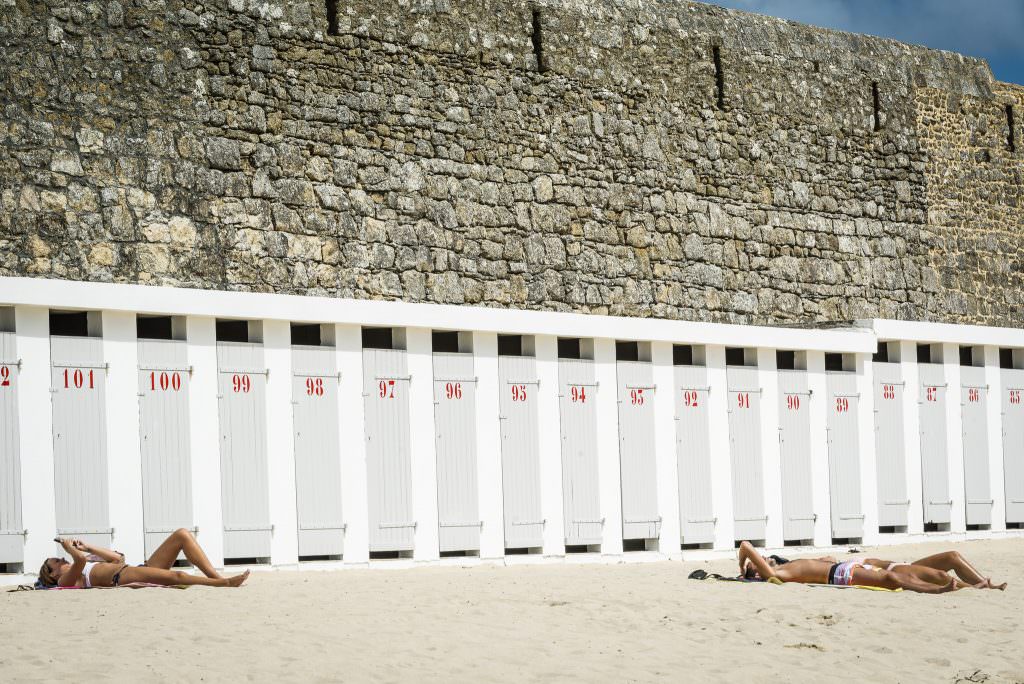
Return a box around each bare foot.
[939,576,958,593]
[983,578,1007,591]
[225,570,250,587]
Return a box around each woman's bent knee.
[878,571,902,589]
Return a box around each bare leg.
[912,551,1006,590]
[850,567,957,594]
[890,564,975,589]
[122,565,249,588]
[864,558,897,569]
[146,529,223,579]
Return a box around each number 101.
[63,368,95,389]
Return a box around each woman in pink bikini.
[737,541,958,593]
[857,550,1006,590]
[38,528,250,589]
[738,541,1007,591]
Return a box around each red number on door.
[512,384,527,402]
[737,392,750,409]
[570,386,586,403]
[786,395,801,411]
[0,365,9,388]
[683,390,699,408]
[150,371,182,392]
[445,382,463,400]
[926,386,937,402]
[379,379,396,399]
[835,396,849,413]
[63,368,94,390]
[305,377,324,397]
[882,384,895,400]
[630,388,645,406]
[1010,390,1021,405]
[232,374,251,393]
[968,388,980,403]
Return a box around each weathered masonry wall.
[1,0,1022,326]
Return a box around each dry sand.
[2,538,1022,683]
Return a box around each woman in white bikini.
[737,541,956,593]
[859,551,1006,590]
[38,528,249,589]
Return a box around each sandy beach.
[2,538,1022,683]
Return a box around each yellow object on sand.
[767,577,902,592]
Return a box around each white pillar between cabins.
[805,350,832,547]
[652,342,681,558]
[898,341,925,535]
[406,327,440,562]
[594,338,623,556]
[263,320,299,566]
[942,343,967,533]
[15,306,57,569]
[101,311,145,563]
[535,334,566,557]
[705,345,735,550]
[473,331,504,560]
[757,348,784,548]
[185,316,224,567]
[335,324,369,565]
[855,354,881,546]
[983,346,1007,532]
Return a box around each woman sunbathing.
[789,549,1006,590]
[737,541,956,593]
[39,528,249,589]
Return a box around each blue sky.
[703,0,1024,85]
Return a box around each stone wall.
[1,0,1021,326]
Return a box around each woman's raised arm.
[57,538,87,588]
[738,541,776,581]
[78,540,125,564]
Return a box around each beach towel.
[686,571,902,592]
[806,583,902,592]
[7,583,188,592]
[764,576,902,591]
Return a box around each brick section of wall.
[0,0,1021,326]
